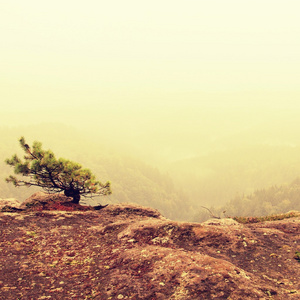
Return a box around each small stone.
[117,294,124,299]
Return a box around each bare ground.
[0,195,299,299]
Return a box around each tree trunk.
[71,193,80,204]
[64,189,81,204]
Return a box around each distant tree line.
[194,178,300,222]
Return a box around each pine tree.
[5,137,111,204]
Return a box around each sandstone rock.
[202,217,241,226]
[0,204,299,299]
[21,192,82,212]
[19,192,72,209]
[103,202,163,218]
[0,198,21,209]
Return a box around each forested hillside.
[168,144,300,207]
[222,178,300,217]
[2,122,300,222]
[194,178,300,222]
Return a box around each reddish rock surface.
[0,198,21,209]
[0,195,299,299]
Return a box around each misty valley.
[2,1,300,297]
[1,123,300,222]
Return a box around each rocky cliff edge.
[0,194,299,299]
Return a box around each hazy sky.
[2,0,300,202]
[1,0,300,123]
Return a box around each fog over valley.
[1,0,300,220]
[1,108,300,221]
